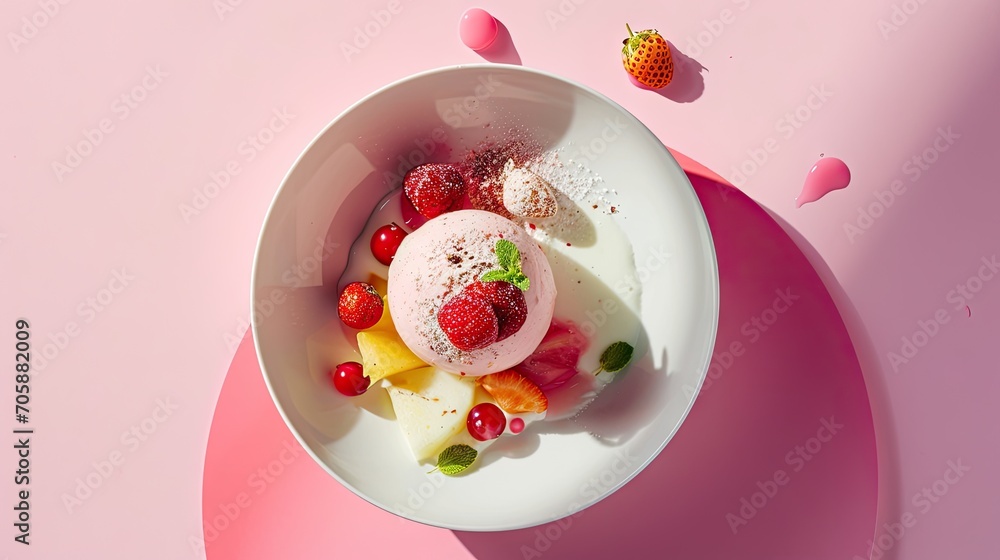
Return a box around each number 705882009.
[15,319,30,424]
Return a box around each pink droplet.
[459,8,498,51]
[509,417,525,434]
[797,157,851,208]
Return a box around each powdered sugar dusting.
[458,139,620,245]
[527,148,603,202]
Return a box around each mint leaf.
[480,270,530,291]
[480,269,510,283]
[494,239,520,271]
[437,444,477,476]
[481,239,529,291]
[596,341,634,375]
[509,272,530,291]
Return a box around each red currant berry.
[509,417,525,434]
[370,223,408,266]
[467,402,506,441]
[331,361,369,396]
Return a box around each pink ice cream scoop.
[388,210,556,375]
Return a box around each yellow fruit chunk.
[384,367,476,461]
[370,296,395,331]
[367,273,388,296]
[357,328,425,384]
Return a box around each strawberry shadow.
[475,20,521,65]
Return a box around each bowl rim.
[250,63,719,532]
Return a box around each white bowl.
[251,64,718,531]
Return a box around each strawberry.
[403,163,465,219]
[437,289,499,351]
[466,280,527,341]
[622,24,673,89]
[515,321,588,392]
[477,370,548,414]
[338,282,384,329]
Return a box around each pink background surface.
[2,0,998,558]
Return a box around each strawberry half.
[338,282,384,329]
[437,289,499,351]
[403,163,465,219]
[465,280,527,341]
[622,24,673,89]
[477,369,548,414]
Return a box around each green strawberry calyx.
[622,24,660,58]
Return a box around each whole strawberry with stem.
[622,24,673,89]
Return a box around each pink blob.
[514,320,589,393]
[509,417,525,434]
[459,8,498,51]
[797,157,851,208]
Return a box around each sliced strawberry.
[515,321,588,392]
[403,163,465,219]
[465,281,527,341]
[477,369,548,414]
[337,282,384,329]
[437,289,499,351]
